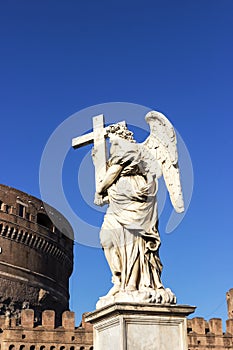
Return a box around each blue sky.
[0,0,233,325]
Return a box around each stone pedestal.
[85,303,195,350]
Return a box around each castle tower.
[0,184,73,323]
[227,288,233,319]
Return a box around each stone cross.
[72,114,125,190]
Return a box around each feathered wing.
[142,111,184,213]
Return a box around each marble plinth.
[85,303,195,350]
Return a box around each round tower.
[0,184,73,323]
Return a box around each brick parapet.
[187,316,233,349]
[0,310,93,350]
[1,309,233,349]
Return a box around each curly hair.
[106,123,135,142]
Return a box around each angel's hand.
[94,192,105,206]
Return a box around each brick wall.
[0,310,93,350]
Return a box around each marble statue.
[72,111,184,307]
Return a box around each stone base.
[96,288,176,309]
[85,303,195,350]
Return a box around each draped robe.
[99,138,163,291]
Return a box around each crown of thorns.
[106,123,135,142]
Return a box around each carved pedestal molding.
[85,303,195,350]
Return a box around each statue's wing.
[142,111,184,213]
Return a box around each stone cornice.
[0,219,72,270]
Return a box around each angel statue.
[89,111,184,307]
[72,110,184,307]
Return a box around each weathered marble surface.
[96,287,176,309]
[85,303,196,350]
[73,111,184,306]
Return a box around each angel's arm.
[97,164,123,194]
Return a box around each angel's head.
[107,124,135,157]
[106,123,135,143]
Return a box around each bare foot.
[125,285,137,292]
